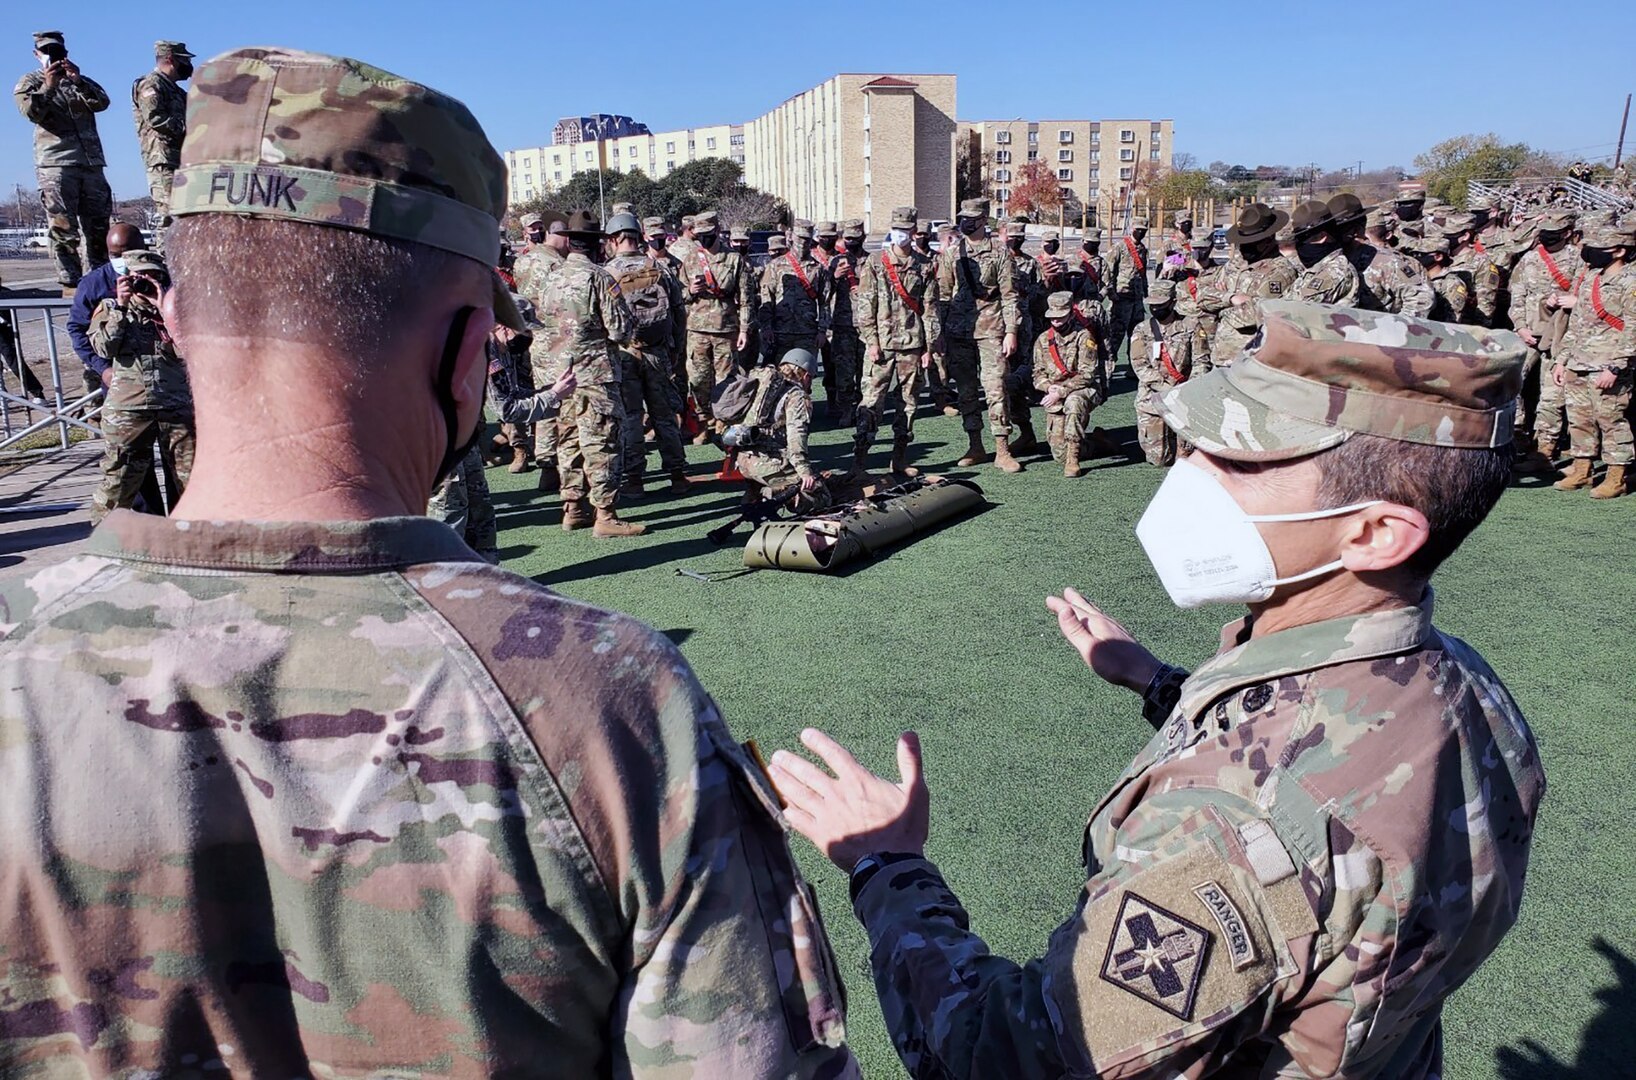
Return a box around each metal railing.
[0,294,105,458]
[1468,176,1633,212]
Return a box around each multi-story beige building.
[963,117,1174,225]
[504,124,744,205]
[743,73,957,231]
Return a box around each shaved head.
[107,223,143,256]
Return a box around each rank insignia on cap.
[1100,891,1212,1020]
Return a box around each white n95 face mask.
[1136,459,1381,608]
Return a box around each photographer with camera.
[13,30,112,287]
[87,249,194,521]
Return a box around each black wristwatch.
[849,851,923,906]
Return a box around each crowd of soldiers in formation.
[465,181,1634,553]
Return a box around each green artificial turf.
[486,374,1635,1078]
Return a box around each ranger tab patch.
[1099,891,1213,1020]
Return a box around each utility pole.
[1617,93,1632,169]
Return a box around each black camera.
[127,275,159,299]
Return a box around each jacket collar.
[85,511,480,573]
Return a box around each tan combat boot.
[507,445,531,473]
[956,430,991,467]
[890,432,920,477]
[1590,463,1629,499]
[560,498,593,531]
[1063,439,1083,478]
[993,436,1023,474]
[592,507,647,538]
[1553,458,1594,491]
[668,468,692,495]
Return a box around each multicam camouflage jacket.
[1031,324,1101,396]
[1130,310,1209,388]
[1201,254,1298,363]
[512,243,565,311]
[1010,249,1046,332]
[536,251,633,385]
[1071,250,1108,302]
[856,247,942,353]
[852,595,1542,1080]
[1348,242,1435,318]
[935,234,1020,341]
[1428,268,1473,325]
[1508,242,1584,340]
[1291,246,1362,307]
[758,249,831,345]
[88,297,192,413]
[131,69,186,169]
[13,67,110,167]
[1558,262,1636,368]
[0,514,857,1078]
[742,367,817,478]
[681,244,754,335]
[1451,246,1503,327]
[818,248,863,330]
[1106,236,1151,300]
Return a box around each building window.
[666,160,675,172]
[553,171,561,182]
[1089,169,1099,182]
[1150,148,1161,161]
[666,141,675,153]
[995,168,1011,182]
[731,133,744,146]
[611,147,619,158]
[1027,150,1038,162]
[1090,129,1100,144]
[995,130,1011,144]
[584,150,593,162]
[1120,166,1134,180]
[706,137,716,150]
[552,153,561,164]
[1151,121,1162,131]
[1058,129,1073,144]
[995,149,1011,164]
[524,188,534,199]
[1120,129,1135,143]
[1060,187,1073,198]
[995,187,1009,202]
[1058,149,1073,163]
[1120,148,1135,162]
[1058,168,1073,181]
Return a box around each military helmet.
[779,347,817,374]
[604,211,641,237]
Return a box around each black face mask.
[432,306,481,488]
[1582,247,1616,269]
[174,61,194,81]
[1296,238,1333,268]
[1042,241,1059,256]
[959,219,981,236]
[697,232,717,250]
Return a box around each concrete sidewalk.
[0,442,99,577]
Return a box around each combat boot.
[537,463,561,493]
[620,475,646,500]
[956,431,991,467]
[593,507,647,538]
[1553,458,1594,491]
[1063,439,1083,478]
[507,446,531,473]
[1012,415,1039,455]
[890,432,920,478]
[993,436,1023,474]
[668,469,693,495]
[1590,463,1629,499]
[848,434,875,480]
[1512,437,1557,478]
[560,499,593,531]
[837,404,857,428]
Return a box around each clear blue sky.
[4,0,1632,201]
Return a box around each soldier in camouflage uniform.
[605,213,691,498]
[426,446,498,560]
[759,219,830,368]
[1198,203,1297,367]
[1004,216,1045,453]
[1390,186,1428,246]
[1031,291,1105,477]
[514,210,568,484]
[1508,209,1581,469]
[1344,199,1436,317]
[771,301,1542,1080]
[540,211,645,537]
[1289,200,1362,306]
[1446,212,1503,326]
[86,249,194,521]
[1548,220,1635,498]
[731,347,828,507]
[14,30,113,286]
[1407,236,1472,323]
[852,206,941,479]
[820,219,867,426]
[1129,278,1208,467]
[1105,217,1151,367]
[936,197,1022,471]
[910,218,955,414]
[680,209,753,430]
[131,41,194,250]
[0,47,858,1079]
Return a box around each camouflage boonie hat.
[890,206,918,230]
[123,249,167,275]
[642,215,667,239]
[815,220,839,237]
[173,47,521,329]
[841,219,865,240]
[156,40,195,59]
[1148,278,1178,303]
[729,225,750,243]
[1162,300,1524,461]
[1582,221,1636,248]
[957,198,989,219]
[693,210,720,232]
[33,31,65,51]
[793,219,815,241]
[766,232,789,252]
[1044,291,1076,319]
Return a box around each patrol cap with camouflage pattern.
[816,220,839,237]
[841,219,865,240]
[957,199,989,220]
[1148,278,1178,303]
[519,212,544,228]
[1581,220,1636,248]
[124,249,168,275]
[1004,219,1026,237]
[1190,226,1214,248]
[172,47,523,328]
[1044,291,1076,319]
[1161,300,1524,461]
[729,225,750,243]
[890,206,918,230]
[33,31,65,52]
[693,210,720,233]
[156,40,195,60]
[642,215,667,239]
[793,219,815,241]
[1083,226,1103,242]
[767,232,789,252]
[1537,209,1576,233]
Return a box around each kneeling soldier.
[729,347,828,509]
[1032,290,1104,477]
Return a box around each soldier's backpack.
[611,258,673,346]
[714,368,791,431]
